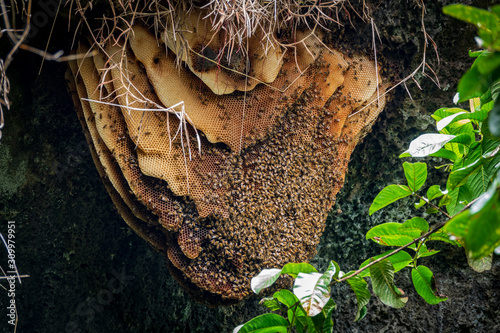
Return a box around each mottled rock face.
[66,7,386,303]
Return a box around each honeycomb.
[67,10,386,304]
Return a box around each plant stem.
[414,240,424,266]
[287,302,300,333]
[414,193,451,219]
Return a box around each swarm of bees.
[66,7,386,304]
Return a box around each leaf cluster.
[235,211,457,333]
[392,4,500,262]
[235,262,338,333]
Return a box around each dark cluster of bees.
[67,23,386,305]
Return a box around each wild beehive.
[66,2,386,304]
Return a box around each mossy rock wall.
[0,1,498,332]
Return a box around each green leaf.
[438,194,452,207]
[492,5,500,19]
[358,250,413,278]
[403,162,428,192]
[443,4,499,32]
[399,151,411,158]
[260,297,282,311]
[480,89,493,108]
[427,231,460,246]
[386,251,414,271]
[273,290,307,328]
[457,58,491,101]
[295,321,305,333]
[432,107,468,122]
[274,289,299,308]
[369,259,407,308]
[467,253,493,272]
[305,317,317,333]
[411,266,447,305]
[417,249,440,258]
[234,313,289,333]
[323,260,340,280]
[415,243,439,259]
[492,78,500,102]
[309,299,336,333]
[401,217,429,234]
[484,115,498,140]
[445,176,500,258]
[469,50,483,58]
[407,134,456,157]
[477,52,500,75]
[293,272,330,317]
[414,198,427,209]
[471,173,500,213]
[251,263,319,294]
[446,185,474,216]
[446,134,473,156]
[289,303,309,329]
[427,185,446,200]
[346,275,370,321]
[466,188,500,259]
[357,307,367,323]
[481,124,500,173]
[426,207,439,214]
[448,138,500,193]
[293,261,338,317]
[448,133,473,147]
[437,109,489,131]
[321,298,337,318]
[251,269,282,294]
[282,263,318,278]
[369,185,412,215]
[443,209,470,239]
[464,168,494,201]
[366,222,421,246]
[476,93,491,109]
[489,103,500,138]
[447,158,485,190]
[429,149,458,161]
[436,111,468,131]
[326,260,341,280]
